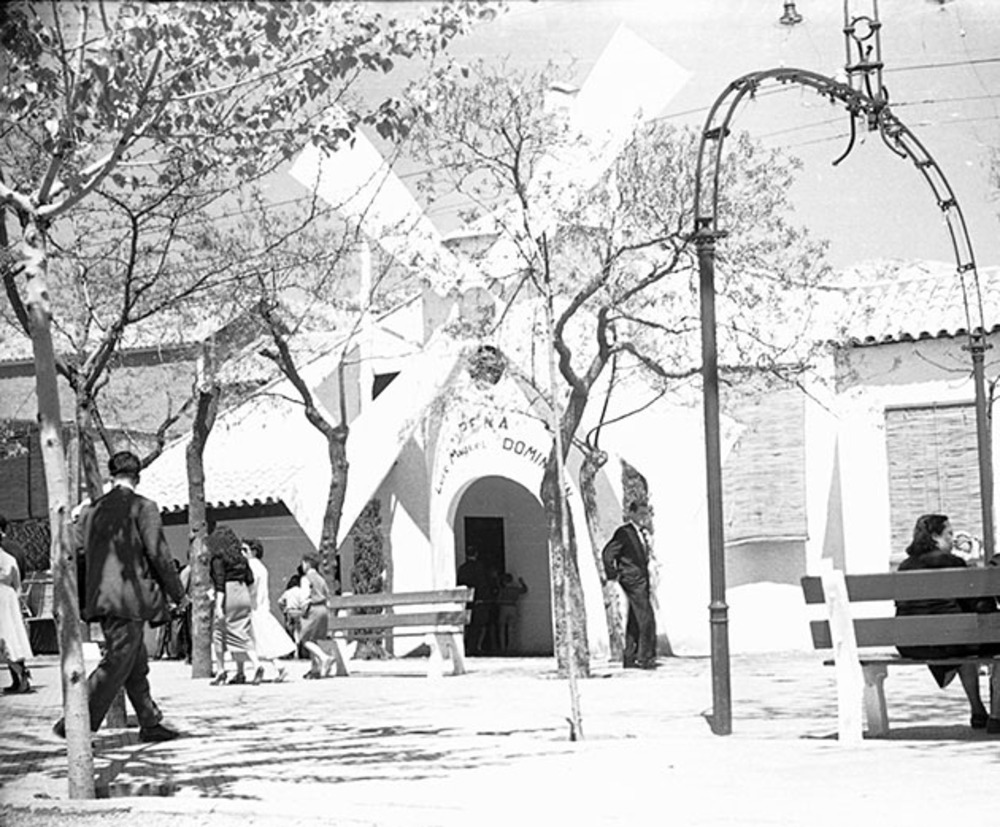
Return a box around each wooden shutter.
[723,389,807,543]
[884,403,982,564]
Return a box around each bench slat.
[801,569,1000,604]
[329,588,473,611]
[328,610,469,632]
[809,613,1000,649]
[826,656,1000,667]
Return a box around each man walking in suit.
[54,451,186,741]
[602,501,657,670]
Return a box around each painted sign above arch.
[430,367,553,500]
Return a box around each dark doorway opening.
[454,478,552,656]
[461,516,505,657]
[464,516,505,576]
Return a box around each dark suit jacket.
[79,485,184,624]
[602,522,650,585]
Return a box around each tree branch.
[140,393,197,469]
[258,303,338,440]
[40,51,165,220]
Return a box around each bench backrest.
[328,587,473,612]
[801,568,1000,651]
[326,587,474,636]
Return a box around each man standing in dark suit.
[54,451,186,741]
[602,502,657,670]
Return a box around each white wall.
[829,335,1000,572]
[426,370,610,658]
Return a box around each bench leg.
[328,637,350,677]
[426,633,445,679]
[862,664,889,737]
[442,632,466,676]
[990,663,1000,719]
[426,633,466,678]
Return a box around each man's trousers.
[87,616,163,731]
[621,578,656,666]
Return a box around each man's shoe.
[623,660,639,669]
[52,718,66,739]
[138,723,181,743]
[638,660,659,670]
[986,717,1000,734]
[228,672,247,685]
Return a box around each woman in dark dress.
[895,513,999,729]
[208,525,259,686]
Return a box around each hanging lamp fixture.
[780,2,804,25]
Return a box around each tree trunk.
[186,351,219,679]
[65,426,80,510]
[76,401,104,499]
[541,456,590,679]
[317,427,349,599]
[349,499,389,660]
[579,448,625,662]
[23,220,95,798]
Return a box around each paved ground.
[1,651,998,826]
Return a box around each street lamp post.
[690,0,992,732]
[695,222,732,736]
[968,334,995,563]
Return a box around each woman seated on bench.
[895,513,1000,730]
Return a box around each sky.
[328,0,1000,272]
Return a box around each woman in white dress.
[0,546,32,694]
[242,538,295,683]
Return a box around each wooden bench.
[801,563,1000,740]
[325,587,473,678]
[21,572,59,655]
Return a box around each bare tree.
[409,60,830,677]
[0,0,497,796]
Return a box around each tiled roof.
[833,260,1000,346]
[140,391,324,514]
[141,328,463,547]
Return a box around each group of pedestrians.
[456,549,529,656]
[11,449,1000,746]
[38,450,336,743]
[208,525,296,685]
[276,553,336,679]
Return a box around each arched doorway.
[453,476,552,655]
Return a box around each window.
[723,389,807,544]
[884,403,982,564]
[372,372,399,400]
